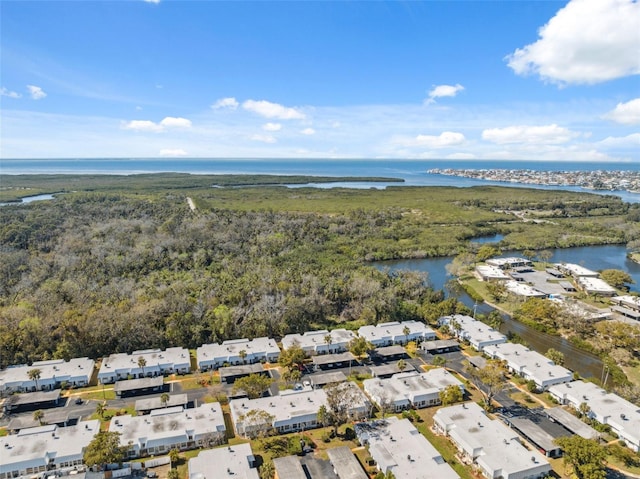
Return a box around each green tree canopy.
[348,336,374,359]
[439,385,463,406]
[555,436,606,479]
[232,373,274,399]
[278,342,307,371]
[600,269,634,290]
[83,431,128,468]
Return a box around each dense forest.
[1,175,639,368]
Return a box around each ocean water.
[2,158,639,202]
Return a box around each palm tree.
[96,401,107,419]
[324,334,333,353]
[28,368,42,391]
[239,349,247,365]
[402,325,411,345]
[33,409,45,425]
[137,356,147,378]
[160,392,170,408]
[397,359,407,373]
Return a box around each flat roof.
[358,321,435,343]
[555,263,599,277]
[219,363,265,378]
[188,443,259,479]
[434,402,550,478]
[281,329,356,351]
[308,371,348,386]
[113,376,164,392]
[273,456,306,479]
[100,348,189,375]
[361,417,459,479]
[369,364,410,377]
[374,345,406,357]
[0,420,100,474]
[577,277,617,294]
[8,409,77,430]
[504,280,546,297]
[326,446,368,479]
[0,357,95,389]
[545,407,599,440]
[364,369,463,406]
[440,314,506,350]
[197,337,280,363]
[421,339,459,351]
[312,351,355,366]
[476,265,510,279]
[508,417,561,453]
[613,305,640,319]
[7,389,61,406]
[135,393,188,412]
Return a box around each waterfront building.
[476,265,510,281]
[554,263,599,278]
[486,257,533,270]
[503,280,547,298]
[483,343,572,390]
[358,320,435,347]
[576,277,617,297]
[438,314,507,351]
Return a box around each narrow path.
[186,197,196,211]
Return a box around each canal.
[375,243,639,380]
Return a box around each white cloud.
[27,85,47,100]
[506,0,640,85]
[482,124,580,144]
[212,97,239,110]
[447,152,477,160]
[123,120,164,132]
[603,98,640,125]
[159,116,192,128]
[598,133,640,147]
[250,134,277,143]
[144,0,161,5]
[262,122,282,131]
[1,87,21,98]
[159,148,188,156]
[414,131,466,148]
[243,99,305,120]
[426,84,464,104]
[301,128,316,135]
[123,116,192,132]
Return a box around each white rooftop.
[504,280,546,298]
[197,337,280,360]
[440,315,506,351]
[555,263,599,277]
[366,417,459,479]
[577,277,617,294]
[0,357,95,389]
[100,347,189,372]
[281,329,355,350]
[188,443,259,479]
[434,402,550,478]
[0,420,100,475]
[486,257,531,268]
[110,404,225,450]
[358,321,435,343]
[364,368,463,406]
[476,265,510,280]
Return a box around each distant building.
[576,277,617,297]
[483,343,572,390]
[434,402,551,479]
[363,368,464,412]
[549,381,640,452]
[358,321,435,347]
[196,338,280,371]
[0,357,95,393]
[281,329,356,356]
[438,315,507,351]
[486,257,533,270]
[110,404,226,458]
[356,417,459,479]
[554,263,599,278]
[229,383,370,437]
[476,265,510,281]
[98,348,190,384]
[188,443,259,479]
[504,280,547,299]
[0,420,100,479]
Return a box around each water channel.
[375,243,640,380]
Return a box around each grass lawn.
[77,388,116,401]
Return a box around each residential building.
[98,348,190,384]
[0,357,95,393]
[554,263,599,278]
[110,404,226,457]
[438,315,507,351]
[476,265,510,281]
[363,368,464,412]
[576,277,617,297]
[486,257,533,270]
[188,443,259,479]
[273,456,307,479]
[357,321,435,347]
[326,446,368,479]
[196,337,280,371]
[356,417,459,479]
[229,382,370,437]
[483,343,573,390]
[433,402,551,479]
[0,420,100,479]
[504,281,547,299]
[548,381,640,451]
[281,329,356,356]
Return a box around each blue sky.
[1,0,639,160]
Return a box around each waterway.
[375,243,639,380]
